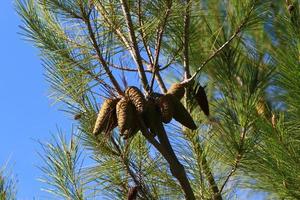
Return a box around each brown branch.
[182,3,256,85]
[81,10,123,95]
[120,0,149,91]
[96,0,168,93]
[219,154,241,193]
[149,3,172,92]
[153,72,167,93]
[137,115,195,200]
[110,137,151,199]
[94,1,131,49]
[137,0,154,65]
[94,1,153,91]
[183,0,191,80]
[72,59,115,91]
[186,132,222,200]
[137,0,167,93]
[201,151,222,200]
[155,124,195,199]
[219,126,247,194]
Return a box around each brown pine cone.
[157,94,174,123]
[127,186,138,200]
[170,95,197,130]
[93,98,119,136]
[125,86,146,113]
[116,98,139,139]
[142,98,163,136]
[193,85,209,116]
[167,83,185,100]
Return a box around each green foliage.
[15,0,300,199]
[240,2,300,199]
[0,163,17,200]
[38,132,87,199]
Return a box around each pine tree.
[15,0,300,199]
[0,163,17,200]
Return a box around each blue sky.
[0,1,72,199]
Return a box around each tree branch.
[186,132,222,200]
[137,0,167,93]
[138,115,195,200]
[182,3,256,85]
[82,10,123,95]
[120,0,149,91]
[137,0,154,65]
[219,126,247,194]
[183,0,191,80]
[94,2,131,50]
[110,138,151,198]
[149,3,172,92]
[94,1,155,92]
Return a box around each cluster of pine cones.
[93,83,209,139]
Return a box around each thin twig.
[219,126,247,193]
[183,0,191,80]
[108,62,151,73]
[76,64,115,93]
[182,4,256,85]
[110,138,151,198]
[120,0,149,91]
[149,4,172,91]
[186,132,222,200]
[94,1,131,49]
[219,154,241,193]
[137,115,195,200]
[160,45,183,71]
[82,9,123,95]
[137,0,167,93]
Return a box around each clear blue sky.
[0,1,72,199]
[0,1,268,200]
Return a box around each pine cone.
[156,94,174,123]
[116,98,139,139]
[167,83,185,100]
[170,95,197,130]
[127,186,138,200]
[288,4,295,13]
[256,98,271,119]
[123,125,139,139]
[256,99,265,116]
[74,113,82,120]
[143,98,163,136]
[193,85,209,116]
[125,86,146,113]
[93,98,119,136]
